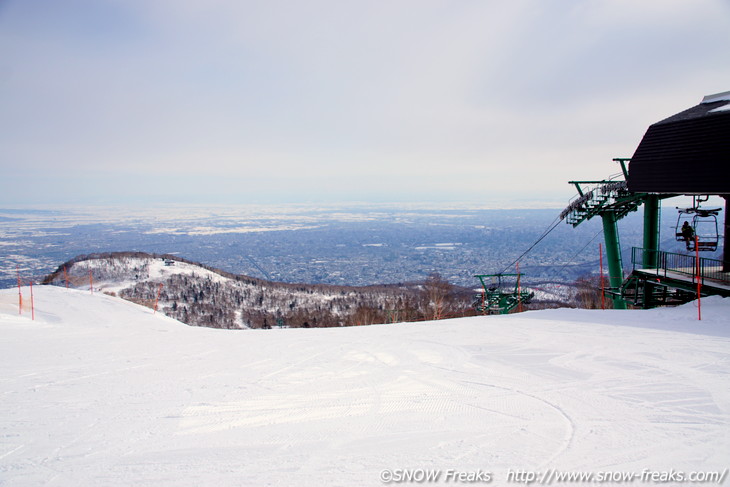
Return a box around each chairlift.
[675,202,721,252]
[474,273,534,315]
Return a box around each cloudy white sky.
[1,0,729,206]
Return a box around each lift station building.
[562,90,730,308]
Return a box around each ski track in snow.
[0,287,729,486]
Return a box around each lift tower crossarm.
[612,158,630,180]
[561,180,647,227]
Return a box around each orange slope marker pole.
[16,266,22,315]
[695,235,701,321]
[30,280,35,321]
[599,243,606,310]
[153,283,164,314]
[516,262,523,313]
[89,270,93,294]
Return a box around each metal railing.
[631,247,728,285]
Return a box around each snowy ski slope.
[1,286,728,486]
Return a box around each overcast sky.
[1,0,729,207]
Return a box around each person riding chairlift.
[680,221,694,250]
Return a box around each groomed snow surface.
[1,286,729,486]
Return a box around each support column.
[722,194,730,272]
[601,211,627,309]
[642,195,660,269]
[641,195,661,309]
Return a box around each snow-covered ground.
[1,286,728,486]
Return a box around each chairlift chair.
[474,273,534,315]
[675,206,721,252]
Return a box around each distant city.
[0,203,718,290]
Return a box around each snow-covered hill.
[42,252,473,329]
[1,286,728,486]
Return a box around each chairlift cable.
[554,228,604,276]
[497,190,595,276]
[499,214,564,274]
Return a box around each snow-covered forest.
[43,252,487,329]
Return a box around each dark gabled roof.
[627,91,730,195]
